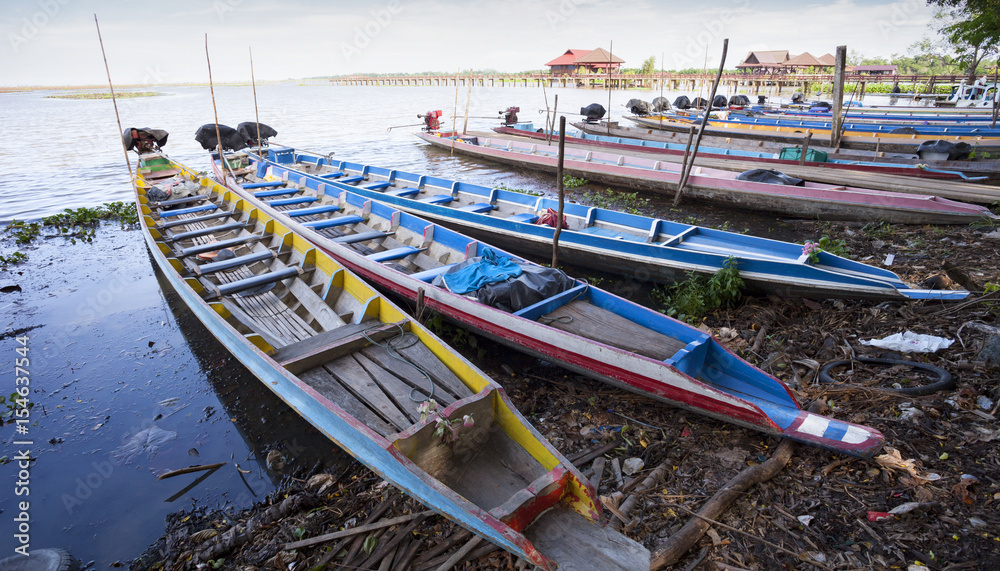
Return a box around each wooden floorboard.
[354,352,427,420]
[298,367,396,437]
[324,355,412,431]
[362,343,474,402]
[541,300,686,361]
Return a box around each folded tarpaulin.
[440,247,523,294]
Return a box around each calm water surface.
[0,83,881,565]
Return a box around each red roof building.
[545,48,624,74]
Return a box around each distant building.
[545,48,624,75]
[852,65,898,75]
[735,50,790,74]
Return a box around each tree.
[926,0,1000,79]
[640,56,657,75]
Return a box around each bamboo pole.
[799,132,812,165]
[607,40,613,134]
[831,45,847,149]
[249,46,262,149]
[551,94,558,140]
[93,14,133,187]
[205,34,227,177]
[451,70,459,154]
[673,39,728,207]
[462,70,472,135]
[659,51,664,129]
[552,116,567,268]
[992,58,999,129]
[541,79,551,144]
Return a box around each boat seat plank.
[578,226,643,241]
[354,352,430,417]
[318,171,346,179]
[158,210,235,230]
[253,187,299,198]
[302,215,364,230]
[523,510,650,571]
[159,204,218,218]
[179,234,260,258]
[194,250,275,276]
[242,181,285,190]
[366,246,420,263]
[274,319,406,375]
[506,213,539,224]
[285,277,346,331]
[218,267,315,342]
[212,266,302,299]
[419,194,454,205]
[361,182,392,191]
[386,187,420,198]
[288,205,341,218]
[268,197,318,207]
[541,300,686,361]
[457,203,496,213]
[168,221,247,242]
[339,175,365,185]
[298,367,396,436]
[368,341,475,400]
[331,230,390,244]
[410,263,458,283]
[322,354,412,432]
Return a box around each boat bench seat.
[386,187,420,198]
[242,181,285,190]
[253,187,298,198]
[366,246,420,263]
[179,233,260,258]
[208,266,303,300]
[457,203,496,213]
[302,215,364,230]
[410,263,458,283]
[331,230,389,244]
[167,221,247,242]
[419,194,454,205]
[506,213,539,224]
[158,210,235,230]
[319,171,346,179]
[159,204,218,218]
[287,205,341,217]
[578,226,643,241]
[268,196,318,207]
[512,283,588,321]
[360,182,392,191]
[338,176,365,185]
[194,250,276,276]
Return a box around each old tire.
[819,357,955,396]
[0,549,80,571]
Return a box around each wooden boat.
[493,125,1000,196]
[572,120,1000,179]
[414,131,996,226]
[719,114,1000,137]
[225,145,970,302]
[132,151,650,570]
[623,115,1000,154]
[206,148,886,459]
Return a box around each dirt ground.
[135,220,1000,571]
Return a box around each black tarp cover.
[652,97,671,112]
[580,103,606,122]
[916,140,972,160]
[736,169,805,186]
[122,127,168,152]
[673,95,691,109]
[194,124,247,151]
[433,259,578,313]
[625,99,651,115]
[236,122,278,145]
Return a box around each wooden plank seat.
[151,195,207,208]
[206,266,302,300]
[301,215,364,230]
[506,213,539,224]
[159,203,217,218]
[193,250,276,276]
[386,187,420,198]
[179,234,261,258]
[361,182,392,191]
[288,205,341,218]
[167,221,247,242]
[578,226,643,241]
[157,210,235,230]
[274,319,405,375]
[457,203,496,213]
[268,196,318,207]
[331,230,390,244]
[541,300,687,361]
[410,263,458,283]
[419,194,454,205]
[242,180,285,190]
[338,175,365,185]
[366,246,421,263]
[253,187,299,198]
[318,171,346,179]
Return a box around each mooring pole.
[249,46,262,149]
[552,115,567,268]
[205,34,228,181]
[94,14,133,187]
[831,45,847,150]
[607,40,613,135]
[674,39,728,207]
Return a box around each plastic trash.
[622,457,644,476]
[860,331,953,353]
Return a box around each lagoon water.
[0,82,875,565]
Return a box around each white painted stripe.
[797,414,830,438]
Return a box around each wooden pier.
[328,73,969,94]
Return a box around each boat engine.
[123,127,169,153]
[579,103,606,123]
[418,110,442,131]
[499,106,520,126]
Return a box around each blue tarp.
[442,248,523,294]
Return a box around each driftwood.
[310,494,396,569]
[612,460,671,530]
[157,462,227,480]
[193,492,317,563]
[650,436,798,569]
[283,509,434,550]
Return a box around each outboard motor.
[625,98,651,115]
[673,95,691,109]
[418,110,442,131]
[691,97,709,109]
[729,95,751,108]
[236,122,278,147]
[651,96,671,113]
[712,95,728,109]
[194,124,247,151]
[791,92,805,104]
[123,127,168,153]
[580,103,606,123]
[499,106,520,126]
[757,95,767,105]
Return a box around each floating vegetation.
[496,184,543,197]
[5,202,139,247]
[580,188,651,215]
[0,252,27,268]
[562,174,588,189]
[46,91,160,100]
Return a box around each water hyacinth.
[802,241,822,264]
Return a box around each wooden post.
[462,70,472,135]
[93,15,133,187]
[551,94,558,141]
[607,40,613,134]
[674,39,728,207]
[799,132,812,165]
[992,58,999,129]
[541,80,551,143]
[552,116,567,269]
[451,70,459,155]
[831,45,847,150]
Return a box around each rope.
[362,322,436,402]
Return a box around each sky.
[0,0,941,87]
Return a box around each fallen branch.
[283,509,434,550]
[613,460,671,530]
[157,462,226,480]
